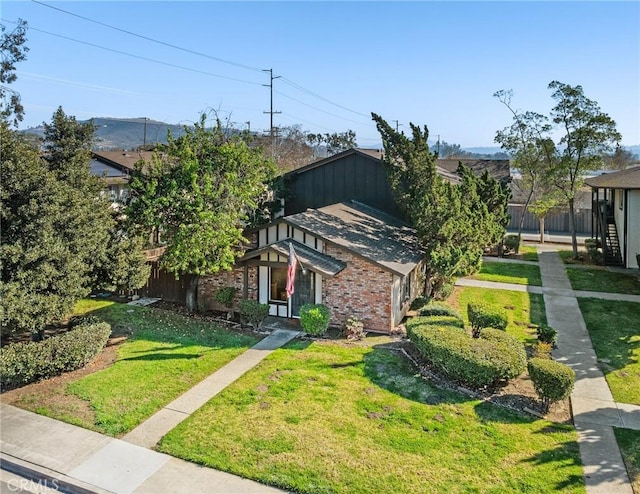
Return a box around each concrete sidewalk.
[1,404,284,494]
[539,249,637,494]
[1,328,300,493]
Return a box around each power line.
[24,3,374,129]
[31,0,263,73]
[275,90,373,127]
[2,20,262,86]
[280,77,370,119]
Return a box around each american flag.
[285,242,298,299]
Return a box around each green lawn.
[159,338,584,494]
[10,300,260,436]
[578,298,640,405]
[520,245,539,262]
[614,428,640,494]
[449,287,547,345]
[472,261,542,286]
[567,268,640,295]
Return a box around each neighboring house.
[585,166,640,268]
[90,150,155,203]
[436,158,511,184]
[199,201,423,333]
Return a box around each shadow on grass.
[362,344,470,407]
[520,441,584,491]
[81,302,260,350]
[121,353,205,362]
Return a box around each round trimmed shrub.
[299,304,331,336]
[503,234,520,253]
[468,302,508,338]
[528,357,575,410]
[238,299,269,329]
[0,321,112,389]
[215,287,236,308]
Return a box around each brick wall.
[198,265,258,311]
[322,245,393,332]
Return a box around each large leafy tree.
[0,19,29,127]
[127,114,278,311]
[1,109,149,338]
[372,113,509,296]
[547,81,621,257]
[494,89,555,252]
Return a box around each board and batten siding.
[285,152,400,217]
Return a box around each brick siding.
[198,266,258,312]
[322,244,393,332]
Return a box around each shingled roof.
[585,166,640,189]
[282,201,423,276]
[436,158,511,183]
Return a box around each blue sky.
[2,1,639,147]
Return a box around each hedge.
[468,302,508,338]
[0,321,112,389]
[406,319,525,388]
[419,302,463,321]
[528,357,575,410]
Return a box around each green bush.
[533,341,553,359]
[215,287,236,308]
[479,328,527,379]
[528,358,575,411]
[406,318,525,388]
[238,299,269,329]
[410,296,431,311]
[468,302,508,338]
[433,282,454,301]
[299,304,331,336]
[504,234,520,253]
[584,238,602,263]
[536,324,558,347]
[421,315,465,329]
[343,315,366,341]
[0,321,111,389]
[419,302,462,320]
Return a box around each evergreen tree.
[372,113,509,296]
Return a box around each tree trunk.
[568,197,578,258]
[539,217,545,244]
[185,275,199,313]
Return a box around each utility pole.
[262,68,281,141]
[143,117,147,148]
[437,134,440,155]
[392,120,399,132]
[245,121,251,132]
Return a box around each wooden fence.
[135,261,195,303]
[507,205,592,234]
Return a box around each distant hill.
[21,118,640,158]
[21,117,188,151]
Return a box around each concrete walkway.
[461,250,640,492]
[537,249,639,494]
[1,328,300,493]
[123,328,300,448]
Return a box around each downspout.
[624,190,628,268]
